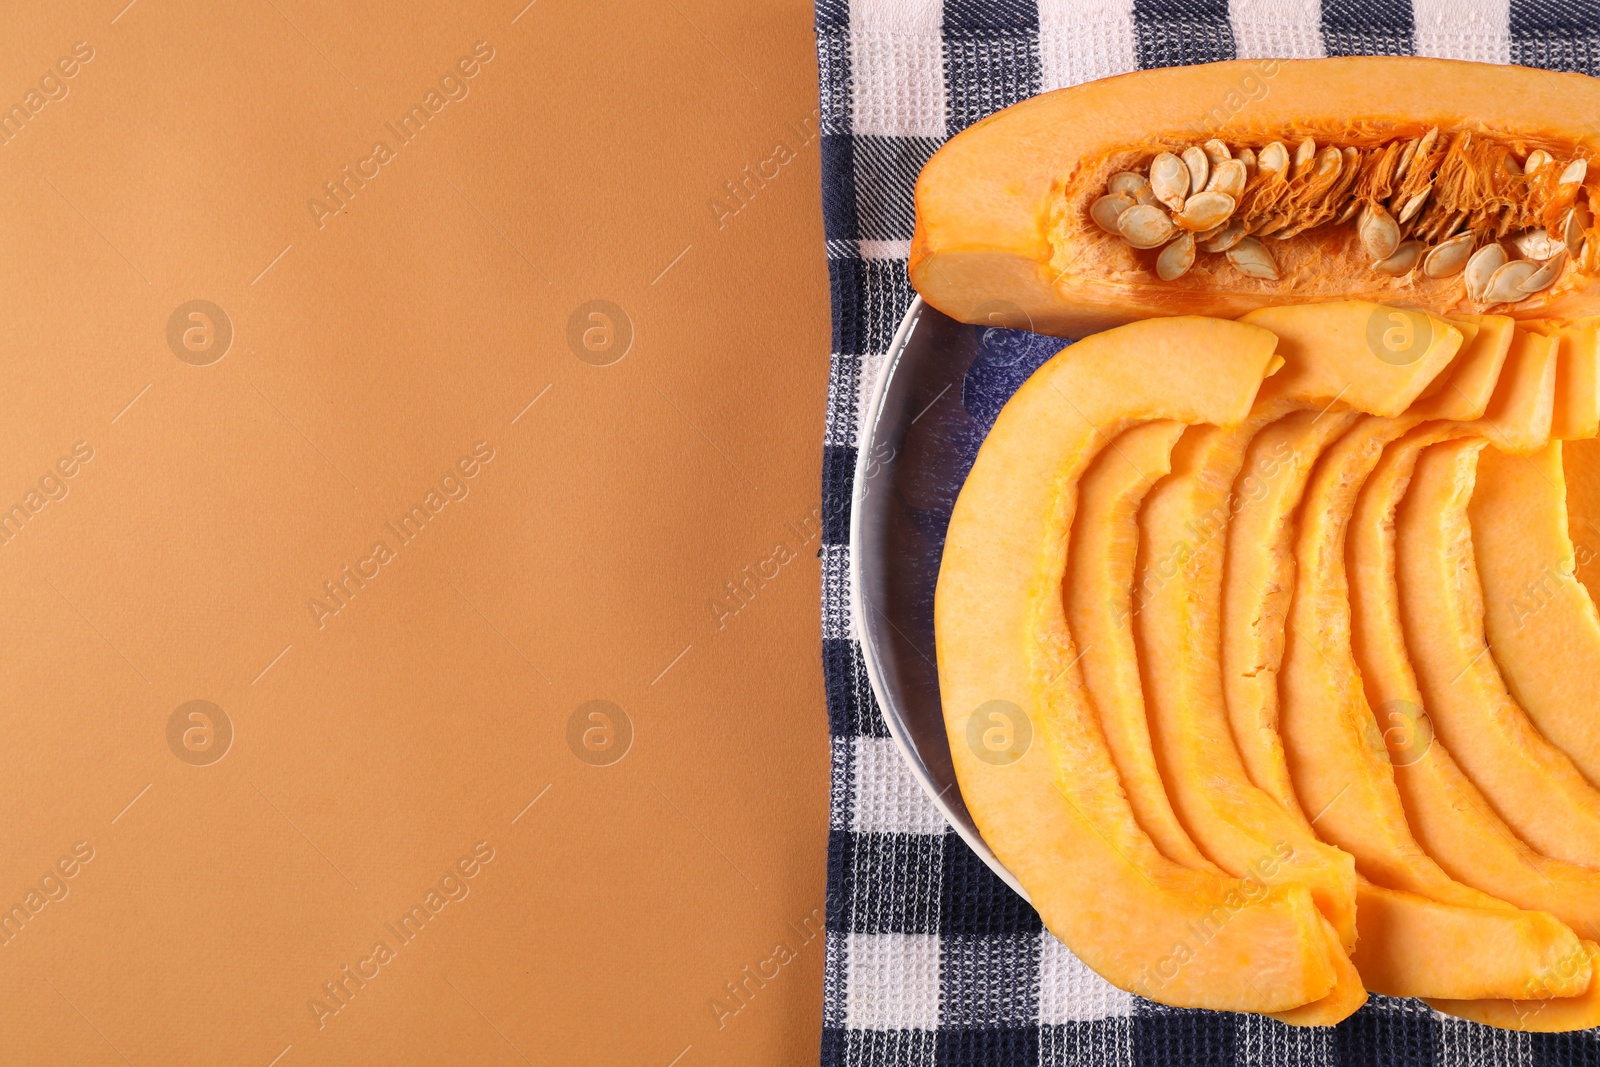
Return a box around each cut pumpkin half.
[911,58,1600,338]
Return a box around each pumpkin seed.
[1360,204,1402,260]
[1422,232,1474,278]
[1182,146,1210,195]
[1157,233,1196,280]
[1207,158,1247,198]
[1258,141,1289,175]
[1092,193,1136,234]
[1335,200,1362,224]
[1373,240,1424,276]
[1118,204,1176,248]
[1108,171,1148,197]
[1236,147,1257,175]
[1520,251,1568,293]
[1291,137,1317,177]
[1464,243,1508,302]
[1150,152,1189,211]
[1513,227,1564,260]
[1227,237,1278,280]
[1561,158,1588,185]
[1484,259,1539,304]
[1525,149,1553,173]
[1176,191,1236,231]
[1199,220,1246,253]
[1203,139,1231,165]
[1413,126,1440,168]
[1397,189,1430,225]
[1566,202,1592,255]
[1394,138,1419,184]
[1134,185,1161,208]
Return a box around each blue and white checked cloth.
[814,2,1600,1063]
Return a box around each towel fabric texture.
[815,2,1600,1062]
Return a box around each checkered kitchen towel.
[815,2,1600,1064]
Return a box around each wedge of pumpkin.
[1350,429,1600,943]
[1396,437,1600,868]
[1220,314,1510,813]
[1470,442,1600,789]
[910,58,1600,337]
[1067,421,1220,872]
[936,315,1343,1012]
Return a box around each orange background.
[0,1,830,1064]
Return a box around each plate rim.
[847,294,1030,900]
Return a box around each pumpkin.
[934,315,1342,1012]
[1350,431,1600,940]
[1395,437,1600,867]
[1470,443,1600,788]
[910,58,1600,338]
[1066,420,1218,871]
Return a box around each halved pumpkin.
[1350,428,1600,941]
[935,316,1341,1011]
[1396,437,1600,868]
[1471,443,1600,789]
[1067,420,1220,871]
[911,58,1600,338]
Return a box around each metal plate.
[848,297,1069,900]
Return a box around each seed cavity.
[1087,131,1593,306]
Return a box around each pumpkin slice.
[910,58,1600,338]
[1134,302,1458,950]
[1220,407,1361,815]
[1527,318,1600,439]
[1068,421,1220,871]
[1350,430,1600,941]
[1397,438,1600,868]
[1481,328,1560,453]
[1281,425,1520,912]
[1349,882,1587,1001]
[1472,443,1600,789]
[1219,315,1511,812]
[1563,437,1600,600]
[1429,942,1600,1031]
[936,316,1341,1012]
[1073,416,1365,1024]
